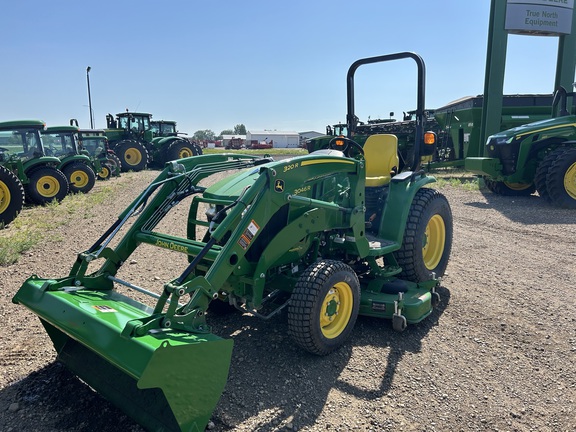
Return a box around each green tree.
[192,129,216,141]
[234,124,247,135]
[219,129,234,139]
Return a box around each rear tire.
[62,162,96,194]
[106,153,122,176]
[396,188,453,282]
[288,260,360,355]
[25,166,68,205]
[114,140,148,172]
[191,141,203,156]
[546,147,576,209]
[0,166,25,227]
[163,139,200,164]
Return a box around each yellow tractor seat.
[364,134,399,187]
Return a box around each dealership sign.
[506,0,574,35]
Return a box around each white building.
[246,130,300,148]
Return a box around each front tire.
[483,177,535,196]
[96,163,111,180]
[114,140,148,172]
[546,147,576,209]
[396,188,453,282]
[0,166,25,227]
[62,162,96,194]
[25,166,69,205]
[535,149,565,202]
[288,260,360,355]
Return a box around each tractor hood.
[203,162,274,201]
[488,115,576,143]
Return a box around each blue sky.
[0,1,563,135]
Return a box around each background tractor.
[0,120,68,205]
[77,128,122,180]
[466,87,576,208]
[150,119,178,137]
[105,112,202,170]
[13,52,453,432]
[42,125,96,194]
[104,111,151,172]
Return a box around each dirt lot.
[1,165,575,432]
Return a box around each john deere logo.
[274,179,285,192]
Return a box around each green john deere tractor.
[0,120,68,206]
[42,125,96,194]
[466,86,576,208]
[105,112,202,171]
[150,119,178,137]
[13,52,453,432]
[77,128,122,180]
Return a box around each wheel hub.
[320,282,353,339]
[179,148,193,158]
[423,214,446,270]
[564,161,576,199]
[125,148,142,166]
[38,175,60,197]
[70,170,89,187]
[0,180,10,213]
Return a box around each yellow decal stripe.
[516,123,576,139]
[300,159,355,166]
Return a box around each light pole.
[86,66,94,128]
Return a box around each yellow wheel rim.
[98,167,110,179]
[564,161,576,199]
[504,182,532,191]
[37,175,60,198]
[423,214,446,270]
[320,282,353,339]
[124,148,142,166]
[0,180,10,214]
[70,170,89,188]
[178,147,194,158]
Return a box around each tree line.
[192,124,246,141]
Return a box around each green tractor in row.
[104,111,202,171]
[42,125,96,194]
[466,87,576,208]
[13,52,453,431]
[76,127,122,180]
[150,119,178,137]
[0,120,68,209]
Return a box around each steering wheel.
[328,136,364,158]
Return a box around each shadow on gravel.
[334,285,451,400]
[1,287,450,432]
[208,285,451,431]
[471,189,575,225]
[0,362,143,432]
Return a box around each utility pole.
[86,66,94,128]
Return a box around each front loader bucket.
[13,276,233,432]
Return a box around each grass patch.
[0,226,40,265]
[0,184,119,265]
[428,168,480,191]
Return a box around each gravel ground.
[0,165,575,432]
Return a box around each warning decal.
[238,220,260,249]
[93,305,117,313]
